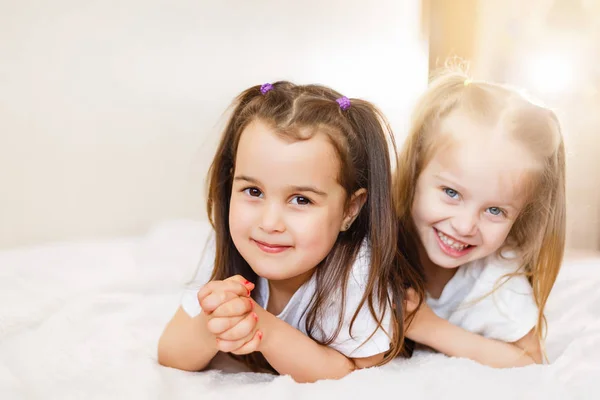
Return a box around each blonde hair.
[395,68,566,346]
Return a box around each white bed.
[1,220,598,400]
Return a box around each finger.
[211,296,254,318]
[230,331,263,355]
[200,290,238,314]
[198,280,251,304]
[225,275,255,291]
[217,312,258,341]
[206,314,246,335]
[216,330,262,354]
[196,280,219,303]
[225,275,254,286]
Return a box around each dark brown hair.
[206,81,416,371]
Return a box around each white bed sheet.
[0,220,598,400]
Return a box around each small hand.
[226,303,269,355]
[197,275,265,354]
[197,274,254,313]
[208,293,259,352]
[210,299,269,355]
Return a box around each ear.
[340,188,367,232]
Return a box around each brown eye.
[291,196,312,206]
[243,187,263,198]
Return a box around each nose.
[450,208,479,238]
[259,202,286,233]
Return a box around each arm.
[158,307,218,371]
[203,285,384,382]
[160,275,382,380]
[157,280,357,379]
[255,306,383,382]
[407,304,542,368]
[158,277,253,371]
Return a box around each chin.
[427,250,464,270]
[246,261,290,280]
[256,270,299,282]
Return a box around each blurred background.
[1,0,598,251]
[426,0,600,251]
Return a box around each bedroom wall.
[0,0,428,249]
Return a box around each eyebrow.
[291,185,327,197]
[234,175,261,185]
[434,173,467,193]
[234,175,327,197]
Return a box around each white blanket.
[1,220,598,400]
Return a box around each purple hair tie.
[336,96,351,111]
[260,83,274,94]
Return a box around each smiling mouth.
[434,228,474,257]
[436,229,471,250]
[252,239,292,254]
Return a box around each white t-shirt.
[426,252,538,343]
[181,232,393,358]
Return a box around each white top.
[181,232,393,358]
[426,252,538,343]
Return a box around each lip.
[433,228,475,258]
[252,239,292,254]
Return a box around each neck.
[267,268,315,315]
[418,243,458,299]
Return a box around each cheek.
[482,222,514,248]
[412,187,439,224]
[300,209,341,233]
[228,196,253,236]
[292,208,342,248]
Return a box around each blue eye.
[243,187,263,198]
[290,196,311,206]
[487,207,504,216]
[443,187,459,199]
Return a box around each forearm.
[419,316,537,368]
[260,315,355,383]
[158,307,218,371]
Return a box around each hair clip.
[260,83,274,94]
[336,96,351,111]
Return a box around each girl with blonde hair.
[398,69,565,367]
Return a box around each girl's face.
[411,112,538,269]
[229,119,360,287]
